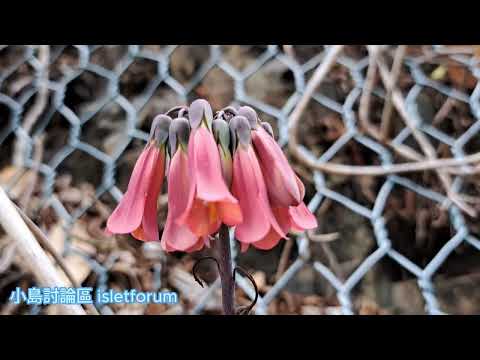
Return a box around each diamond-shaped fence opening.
[0,45,479,315]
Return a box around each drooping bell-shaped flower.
[161,117,207,252]
[229,115,288,252]
[271,202,318,237]
[237,106,317,244]
[177,99,242,237]
[106,115,171,241]
[239,106,305,208]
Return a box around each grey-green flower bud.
[150,114,172,145]
[213,118,231,152]
[260,121,275,139]
[169,117,190,154]
[189,99,213,130]
[229,115,252,150]
[237,106,259,129]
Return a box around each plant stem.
[214,224,235,315]
[0,186,86,315]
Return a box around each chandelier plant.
[106,99,317,314]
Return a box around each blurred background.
[1,45,480,315]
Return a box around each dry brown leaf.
[160,304,185,315]
[357,297,389,315]
[59,188,83,204]
[302,295,325,307]
[324,306,343,315]
[44,304,64,315]
[447,64,477,90]
[46,223,93,286]
[267,300,278,314]
[252,271,267,292]
[71,220,107,249]
[145,303,168,315]
[115,303,146,315]
[0,165,19,184]
[70,238,96,257]
[0,166,34,199]
[115,250,136,265]
[300,305,323,315]
[62,254,92,285]
[46,223,66,255]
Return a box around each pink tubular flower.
[177,100,242,237]
[106,115,171,241]
[229,115,288,252]
[252,126,305,207]
[272,202,318,237]
[161,118,207,252]
[106,101,317,257]
[238,106,304,207]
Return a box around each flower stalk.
[214,224,235,315]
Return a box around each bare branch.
[380,45,406,140]
[0,186,86,315]
[13,45,50,167]
[373,46,476,217]
[359,45,381,139]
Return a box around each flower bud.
[260,121,275,139]
[229,115,251,149]
[189,99,213,130]
[169,117,190,154]
[213,118,231,152]
[237,106,259,129]
[213,118,233,187]
[216,106,238,121]
[150,114,172,145]
[165,105,187,118]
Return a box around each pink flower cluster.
[106,100,317,253]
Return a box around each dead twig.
[359,45,381,139]
[290,147,480,176]
[0,241,17,273]
[13,45,50,167]
[18,135,44,211]
[320,242,344,280]
[13,205,99,315]
[0,186,86,315]
[380,45,406,140]
[289,45,344,154]
[434,46,477,55]
[307,199,344,279]
[373,46,476,217]
[22,45,50,133]
[307,231,340,243]
[432,97,457,126]
[356,47,442,182]
[275,239,294,282]
[288,45,480,177]
[350,46,469,177]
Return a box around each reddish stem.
[214,224,235,315]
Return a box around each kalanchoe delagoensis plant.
[106,99,318,315]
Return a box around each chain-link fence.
[1,45,480,315]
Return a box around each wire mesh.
[1,45,479,315]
